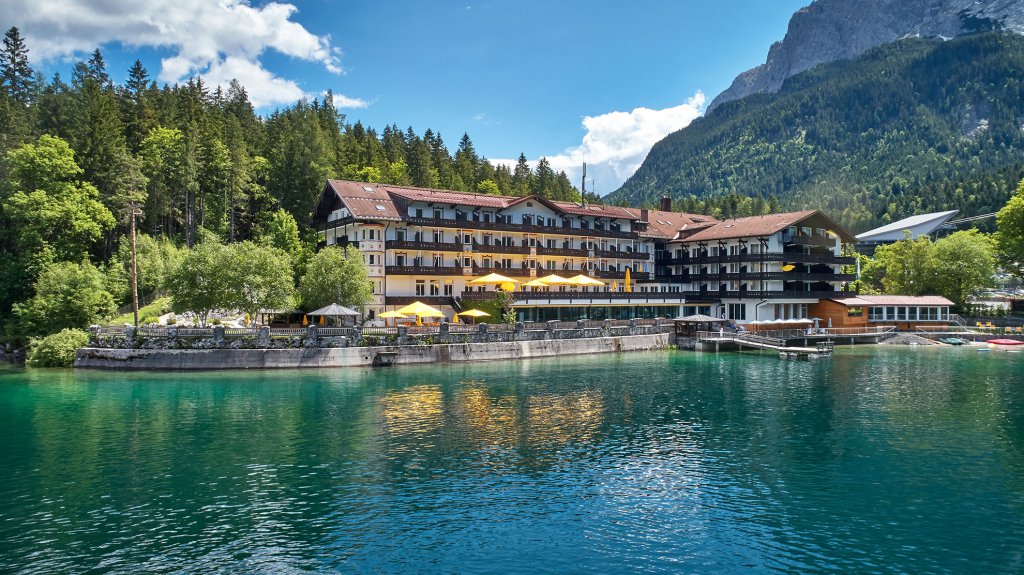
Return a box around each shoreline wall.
[74,333,672,371]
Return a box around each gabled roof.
[672,210,856,243]
[855,210,959,242]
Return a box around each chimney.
[660,196,672,212]
[640,208,649,222]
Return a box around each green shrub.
[140,315,159,325]
[211,318,222,325]
[166,316,177,325]
[26,329,90,368]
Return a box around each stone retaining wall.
[74,332,672,370]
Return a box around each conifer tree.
[1,27,36,105]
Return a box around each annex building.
[311,180,863,324]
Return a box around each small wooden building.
[811,295,955,330]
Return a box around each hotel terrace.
[311,180,908,325]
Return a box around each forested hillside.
[609,32,1024,233]
[0,28,584,336]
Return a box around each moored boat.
[986,339,1024,346]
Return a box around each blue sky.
[4,0,809,194]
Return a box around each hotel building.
[312,180,859,323]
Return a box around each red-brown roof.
[625,209,718,239]
[675,210,819,242]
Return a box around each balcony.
[385,296,455,306]
[783,233,836,247]
[658,252,855,266]
[591,270,653,281]
[385,265,466,276]
[675,272,857,283]
[682,289,854,300]
[386,240,462,252]
[404,216,636,239]
[460,290,687,303]
[471,265,534,277]
[536,246,590,257]
[593,249,651,261]
[472,242,532,255]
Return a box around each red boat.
[986,339,1024,346]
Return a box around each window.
[368,254,376,265]
[444,281,453,296]
[463,233,472,244]
[396,253,406,266]
[415,280,425,296]
[433,208,443,219]
[547,239,556,248]
[848,307,863,317]
[415,208,423,218]
[463,257,472,267]
[396,228,406,241]
[433,254,442,267]
[429,281,440,296]
[501,258,512,269]
[433,230,443,243]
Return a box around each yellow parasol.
[457,309,491,324]
[537,273,572,285]
[499,281,517,292]
[379,310,407,326]
[611,281,618,292]
[451,313,459,323]
[302,314,308,326]
[522,278,549,290]
[397,301,445,326]
[782,264,796,272]
[319,315,325,326]
[567,274,605,286]
[468,272,521,285]
[624,267,632,293]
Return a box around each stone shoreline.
[74,332,672,370]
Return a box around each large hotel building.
[312,179,862,324]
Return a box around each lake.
[1,346,1022,574]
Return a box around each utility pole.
[129,201,140,328]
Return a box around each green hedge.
[26,328,90,368]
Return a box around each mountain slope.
[607,33,1024,232]
[708,0,1024,112]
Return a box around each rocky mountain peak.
[707,0,1024,113]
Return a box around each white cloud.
[4,0,349,108]
[330,93,370,109]
[495,92,706,195]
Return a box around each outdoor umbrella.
[397,301,445,326]
[379,310,407,326]
[457,309,491,324]
[567,274,605,287]
[468,273,520,285]
[537,274,572,285]
[522,278,549,291]
[624,268,632,292]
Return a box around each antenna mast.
[580,162,587,207]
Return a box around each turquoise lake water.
[1,347,1023,574]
